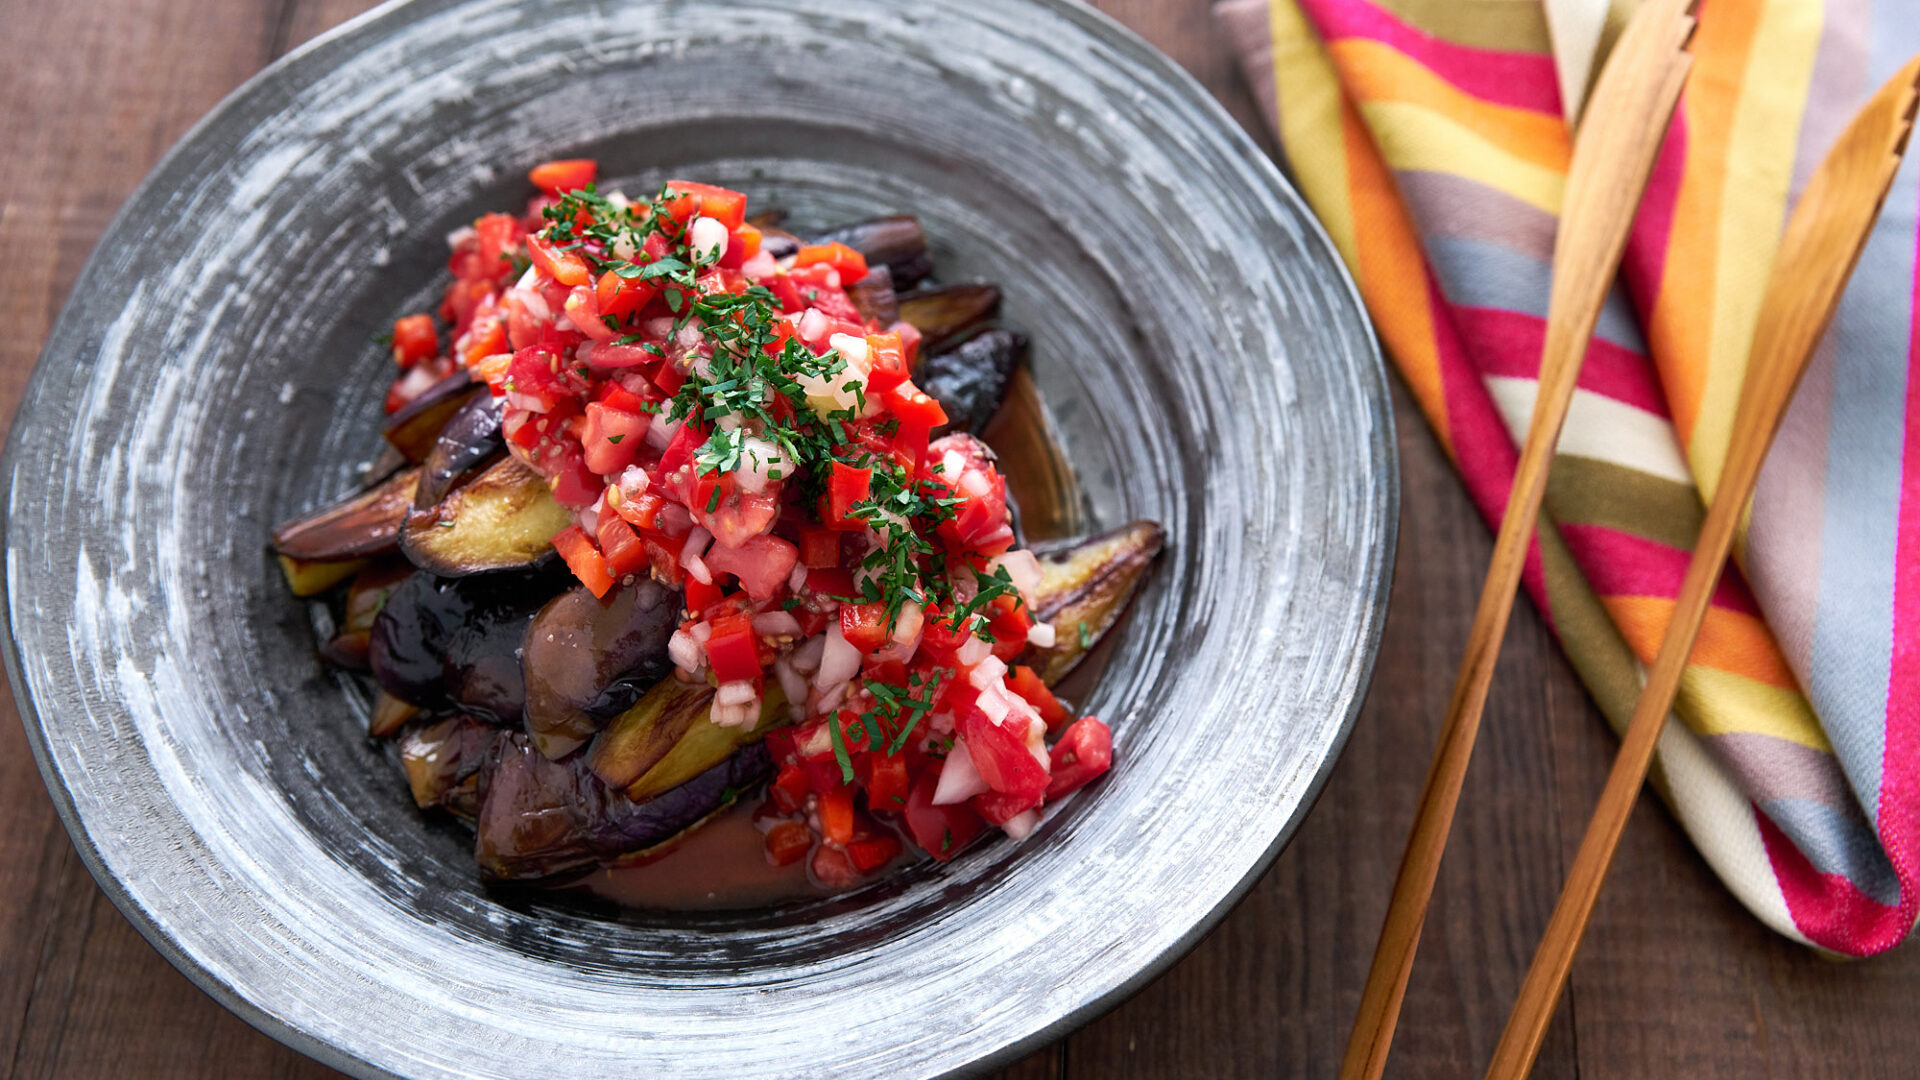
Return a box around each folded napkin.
[1215,0,1920,956]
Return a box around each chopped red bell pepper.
[705,612,762,682]
[824,462,872,529]
[528,158,597,195]
[553,525,615,598]
[840,601,891,654]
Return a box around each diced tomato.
[526,235,592,288]
[766,273,805,313]
[987,594,1033,661]
[840,602,890,654]
[721,224,762,268]
[771,764,810,813]
[957,704,1049,801]
[695,478,783,550]
[863,750,910,812]
[641,533,686,585]
[918,608,973,661]
[529,158,597,195]
[664,180,748,229]
[596,268,657,321]
[553,525,615,598]
[810,843,862,888]
[701,533,798,601]
[764,821,812,867]
[1046,717,1112,799]
[818,786,856,846]
[549,453,603,509]
[463,306,507,367]
[579,401,648,475]
[684,576,725,616]
[1007,665,1073,732]
[796,525,841,569]
[658,422,705,477]
[973,787,1044,827]
[706,612,763,683]
[390,314,439,368]
[806,566,856,600]
[883,381,948,429]
[614,490,667,530]
[847,834,902,872]
[473,212,522,273]
[794,241,869,280]
[896,321,923,367]
[903,766,988,861]
[823,462,872,529]
[595,514,648,579]
[864,332,908,392]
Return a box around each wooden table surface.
[3,1,1917,1077]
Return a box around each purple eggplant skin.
[473,734,772,883]
[917,328,1027,434]
[521,579,681,760]
[383,371,477,462]
[415,391,505,510]
[368,563,569,717]
[812,215,932,289]
[271,465,421,562]
[400,715,503,821]
[845,264,898,325]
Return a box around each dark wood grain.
[2,1,1918,1078]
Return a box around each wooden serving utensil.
[1481,54,1920,1080]
[1336,3,1697,1079]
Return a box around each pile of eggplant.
[273,213,1164,888]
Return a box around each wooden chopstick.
[1335,4,1697,1078]
[1481,54,1920,1080]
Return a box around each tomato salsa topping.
[379,160,1113,875]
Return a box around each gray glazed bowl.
[2,1,1396,1077]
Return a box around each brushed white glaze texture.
[2,1,1396,1078]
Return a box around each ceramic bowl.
[1,1,1396,1076]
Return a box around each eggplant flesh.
[521,579,681,760]
[917,328,1026,434]
[400,456,572,576]
[416,391,505,509]
[1020,520,1166,684]
[272,465,421,563]
[383,372,477,462]
[474,733,771,883]
[811,215,932,289]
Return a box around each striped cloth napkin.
[1214,0,1920,956]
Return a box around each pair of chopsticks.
[1337,0,1920,1074]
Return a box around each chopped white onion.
[829,332,872,372]
[975,683,1011,724]
[576,506,599,535]
[715,679,758,707]
[668,629,703,672]
[610,234,637,260]
[1001,809,1042,841]
[681,527,713,565]
[773,658,809,716]
[646,411,681,452]
[791,633,827,674]
[955,636,992,668]
[644,316,676,338]
[752,610,803,639]
[968,655,1009,691]
[688,215,730,265]
[890,600,925,647]
[959,468,991,497]
[741,250,778,279]
[797,308,830,345]
[617,466,649,496]
[732,434,791,494]
[813,621,862,691]
[816,681,848,713]
[990,550,1043,608]
[933,738,991,806]
[1026,621,1057,648]
[515,265,541,292]
[690,621,712,643]
[685,554,713,585]
[711,699,760,729]
[445,224,477,250]
[787,562,809,594]
[940,449,967,482]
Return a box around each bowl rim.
[0,0,1398,1076]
